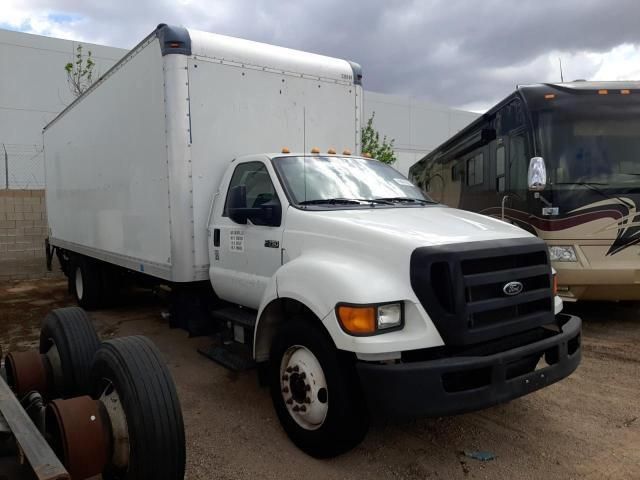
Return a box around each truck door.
[209,160,284,309]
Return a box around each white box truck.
[44,24,581,457]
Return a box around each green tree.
[65,44,95,98]
[361,112,396,164]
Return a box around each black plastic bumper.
[356,314,581,418]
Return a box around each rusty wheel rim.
[46,396,110,480]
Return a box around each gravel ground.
[1,278,639,479]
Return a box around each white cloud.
[588,44,640,80]
[0,4,90,44]
[1,0,640,110]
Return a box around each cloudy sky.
[2,0,640,112]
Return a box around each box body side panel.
[44,39,172,276]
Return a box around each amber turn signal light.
[336,305,376,335]
[553,274,558,296]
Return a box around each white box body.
[44,25,362,282]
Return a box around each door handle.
[213,229,220,247]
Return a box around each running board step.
[198,343,256,372]
[211,306,257,329]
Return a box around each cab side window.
[223,162,279,219]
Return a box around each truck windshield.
[534,95,640,191]
[272,155,432,206]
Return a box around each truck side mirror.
[228,185,251,224]
[528,157,547,191]
[228,185,281,226]
[259,200,282,227]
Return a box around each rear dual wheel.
[71,256,120,309]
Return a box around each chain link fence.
[1,143,45,189]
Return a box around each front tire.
[269,320,369,458]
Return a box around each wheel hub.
[46,396,110,480]
[280,345,328,431]
[288,372,307,403]
[4,350,50,397]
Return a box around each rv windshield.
[272,155,431,207]
[534,95,640,190]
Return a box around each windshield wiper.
[298,197,393,206]
[375,197,437,204]
[554,182,633,209]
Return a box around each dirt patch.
[1,279,639,479]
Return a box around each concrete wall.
[0,189,59,280]
[364,91,479,175]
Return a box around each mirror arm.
[534,192,552,207]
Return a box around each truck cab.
[208,151,581,457]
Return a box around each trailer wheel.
[90,336,185,480]
[269,320,369,458]
[72,257,103,309]
[39,307,101,398]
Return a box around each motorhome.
[410,81,640,301]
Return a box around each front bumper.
[356,314,581,418]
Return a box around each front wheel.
[269,320,369,458]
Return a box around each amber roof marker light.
[310,147,320,154]
[544,93,556,100]
[598,89,609,95]
[621,89,631,95]
[281,147,290,154]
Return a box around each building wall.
[0,28,126,188]
[364,91,479,175]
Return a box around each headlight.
[377,303,403,329]
[336,302,404,335]
[548,246,577,262]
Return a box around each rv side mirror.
[528,157,547,191]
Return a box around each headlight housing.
[548,245,577,262]
[336,302,404,336]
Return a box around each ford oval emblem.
[503,281,524,296]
